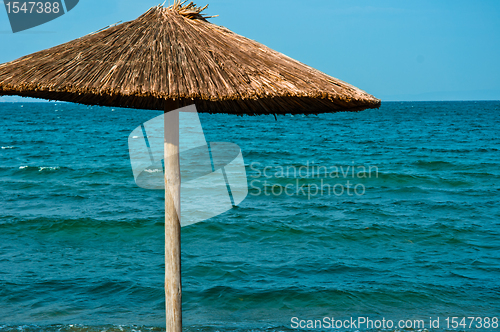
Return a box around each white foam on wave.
[19,166,60,171]
[39,166,60,171]
[1,146,15,149]
[144,169,162,173]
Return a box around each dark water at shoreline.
[1,101,499,331]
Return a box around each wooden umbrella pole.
[164,100,181,332]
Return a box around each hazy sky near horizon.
[0,0,499,101]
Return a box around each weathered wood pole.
[164,100,181,332]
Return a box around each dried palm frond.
[168,0,217,20]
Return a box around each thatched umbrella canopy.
[0,1,380,331]
[0,2,380,114]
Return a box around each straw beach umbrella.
[0,1,380,331]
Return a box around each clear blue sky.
[1,0,499,101]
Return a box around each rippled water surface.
[0,101,499,331]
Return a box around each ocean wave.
[0,325,165,332]
[0,216,163,230]
[247,171,476,190]
[18,165,61,172]
[12,166,130,178]
[412,160,455,168]
[1,146,16,149]
[0,325,302,332]
[419,147,499,153]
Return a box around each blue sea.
[0,101,499,332]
